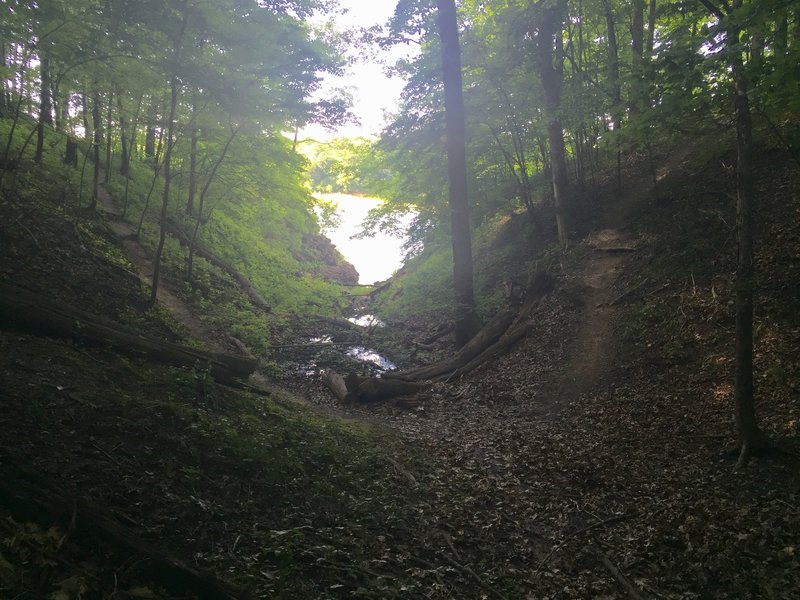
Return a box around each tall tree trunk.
[188,129,238,279]
[153,118,164,170]
[63,94,78,167]
[0,36,6,117]
[104,88,114,183]
[34,56,52,163]
[699,0,767,468]
[536,0,570,248]
[436,0,481,348]
[88,90,102,212]
[186,97,198,214]
[646,0,657,56]
[81,93,91,143]
[150,4,188,308]
[728,0,763,469]
[603,0,622,192]
[630,0,646,116]
[144,99,156,158]
[118,95,129,176]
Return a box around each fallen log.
[389,265,555,382]
[386,309,516,381]
[322,369,349,402]
[166,218,271,312]
[357,376,426,401]
[0,283,257,384]
[0,461,249,600]
[323,369,425,402]
[593,246,638,253]
[441,320,533,382]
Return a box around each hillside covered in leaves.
[2,0,800,599]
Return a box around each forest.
[1,0,799,598]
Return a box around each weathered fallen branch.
[389,265,555,383]
[386,309,516,381]
[594,546,647,600]
[441,320,533,382]
[420,321,455,345]
[322,369,349,402]
[593,246,638,253]
[599,278,649,308]
[166,218,271,312]
[0,283,257,384]
[322,369,426,402]
[0,462,249,600]
[357,376,427,401]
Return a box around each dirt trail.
[546,229,629,412]
[94,181,225,353]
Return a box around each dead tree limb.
[387,309,516,381]
[322,369,349,402]
[0,283,257,384]
[593,246,638,253]
[323,369,425,402]
[166,218,271,312]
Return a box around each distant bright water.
[318,193,413,285]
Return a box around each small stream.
[281,314,398,378]
[280,194,412,377]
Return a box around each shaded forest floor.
[1,139,799,599]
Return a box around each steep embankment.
[2,140,799,600]
[298,142,800,599]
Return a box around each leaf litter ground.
[1,147,799,599]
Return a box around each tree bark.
[34,56,52,163]
[186,98,198,214]
[323,369,349,402]
[536,0,570,248]
[728,0,763,469]
[603,0,622,192]
[436,0,481,348]
[0,35,6,117]
[118,94,129,176]
[630,0,646,116]
[387,309,517,381]
[144,99,156,158]
[150,1,189,308]
[104,88,114,183]
[150,79,181,307]
[646,0,657,56]
[188,128,238,279]
[89,89,102,212]
[81,92,91,142]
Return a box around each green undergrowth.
[0,331,427,598]
[2,116,350,335]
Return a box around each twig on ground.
[594,546,648,600]
[317,558,395,581]
[409,555,447,588]
[614,433,729,443]
[438,552,508,600]
[599,279,649,308]
[535,513,631,573]
[593,246,638,253]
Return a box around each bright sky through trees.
[303,0,410,140]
